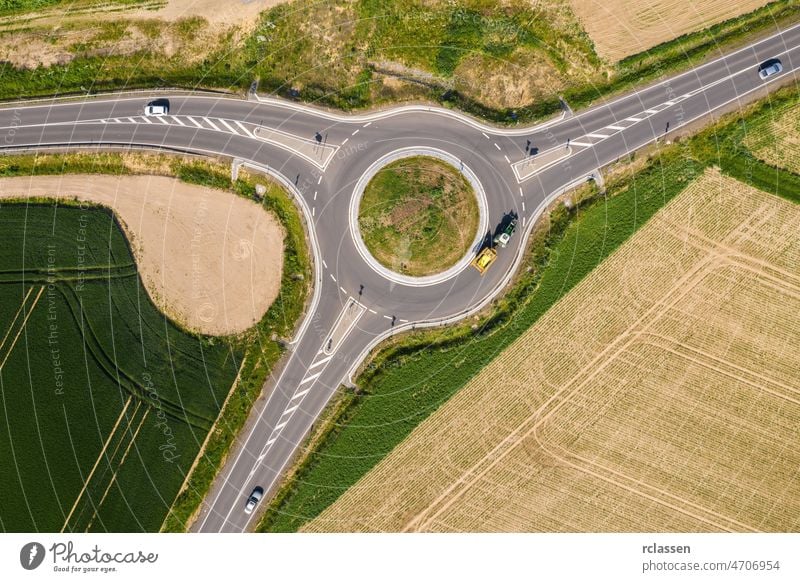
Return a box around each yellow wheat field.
[570,0,771,62]
[305,167,800,532]
[744,101,800,173]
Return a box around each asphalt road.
[0,22,798,533]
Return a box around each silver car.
[244,486,263,514]
[758,60,783,80]
[144,103,168,116]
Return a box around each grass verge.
[358,156,478,276]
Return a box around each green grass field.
[358,156,478,276]
[0,203,241,532]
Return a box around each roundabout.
[348,147,489,287]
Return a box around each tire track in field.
[68,400,144,531]
[0,286,34,355]
[0,286,44,371]
[408,202,776,532]
[60,395,133,532]
[404,251,722,531]
[84,407,151,532]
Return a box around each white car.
[758,60,783,80]
[244,486,263,514]
[144,104,168,116]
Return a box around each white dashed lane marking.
[494,142,501,151]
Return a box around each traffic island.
[357,154,480,278]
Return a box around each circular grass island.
[357,156,480,277]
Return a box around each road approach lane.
[0,23,797,532]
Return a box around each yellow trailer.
[471,247,497,275]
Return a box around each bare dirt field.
[0,0,288,70]
[305,167,800,532]
[154,0,287,28]
[0,174,284,336]
[571,0,771,62]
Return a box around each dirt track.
[0,174,284,336]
